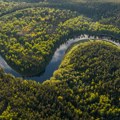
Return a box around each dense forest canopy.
[0,7,120,76]
[0,0,120,119]
[0,41,120,119]
[1,0,120,28]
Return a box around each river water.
[0,35,119,82]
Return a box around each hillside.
[1,0,120,27]
[0,8,120,76]
[0,41,120,119]
[0,0,120,119]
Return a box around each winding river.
[0,35,120,82]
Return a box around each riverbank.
[0,36,119,82]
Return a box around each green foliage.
[0,1,120,119]
[0,7,120,76]
[0,7,77,75]
[0,41,120,119]
[51,40,120,119]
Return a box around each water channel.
[0,35,119,82]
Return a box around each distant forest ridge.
[2,0,120,3]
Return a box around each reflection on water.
[26,37,89,82]
[0,35,120,82]
[0,56,20,76]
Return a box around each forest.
[0,41,120,119]
[0,0,120,119]
[0,7,120,75]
